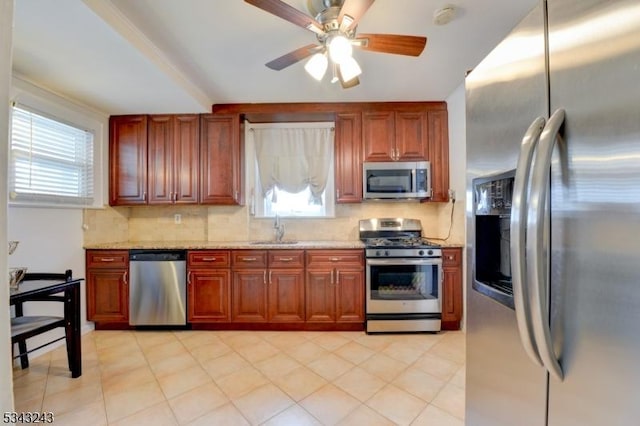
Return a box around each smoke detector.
[433,5,456,25]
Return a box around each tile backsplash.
[83,200,464,245]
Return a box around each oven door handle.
[366,258,442,266]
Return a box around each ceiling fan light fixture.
[339,15,354,32]
[328,34,353,64]
[339,56,362,83]
[304,52,328,81]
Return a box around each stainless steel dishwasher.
[129,250,187,326]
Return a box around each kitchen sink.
[249,240,298,245]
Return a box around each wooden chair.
[11,269,73,369]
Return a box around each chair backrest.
[22,269,72,282]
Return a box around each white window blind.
[10,105,95,207]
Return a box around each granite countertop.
[84,240,463,250]
[84,240,366,250]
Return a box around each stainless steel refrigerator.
[465,1,640,425]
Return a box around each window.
[247,122,335,218]
[9,105,95,207]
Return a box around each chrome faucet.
[274,214,285,242]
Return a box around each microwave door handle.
[511,116,546,368]
[527,109,565,381]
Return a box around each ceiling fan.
[245,0,427,89]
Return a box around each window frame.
[8,81,105,209]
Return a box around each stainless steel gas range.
[359,218,442,333]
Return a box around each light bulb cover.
[328,35,353,64]
[304,52,328,81]
[339,56,362,83]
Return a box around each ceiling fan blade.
[245,0,324,35]
[338,0,375,31]
[354,33,427,56]
[265,44,321,70]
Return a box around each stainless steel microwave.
[363,161,432,200]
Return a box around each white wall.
[1,0,14,413]
[446,82,467,330]
[6,76,108,361]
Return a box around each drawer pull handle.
[123,271,128,284]
[100,258,115,262]
[202,257,217,261]
[242,257,258,261]
[278,257,294,262]
[330,257,340,261]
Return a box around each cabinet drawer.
[306,250,364,269]
[232,250,268,268]
[188,250,230,268]
[268,250,304,268]
[442,248,461,266]
[86,250,129,268]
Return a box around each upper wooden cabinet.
[110,113,243,206]
[428,110,450,202]
[199,114,244,205]
[334,112,362,203]
[361,104,450,201]
[148,114,199,204]
[109,114,199,206]
[362,107,429,162]
[109,115,148,205]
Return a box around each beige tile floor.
[12,330,465,425]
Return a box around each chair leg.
[17,340,29,369]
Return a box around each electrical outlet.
[174,214,182,224]
[448,189,456,201]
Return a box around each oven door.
[366,258,442,314]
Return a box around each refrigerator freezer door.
[546,0,640,424]
[465,3,548,424]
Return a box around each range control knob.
[385,250,390,256]
[428,249,434,256]
[418,250,425,256]
[375,250,382,256]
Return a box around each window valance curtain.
[253,127,333,205]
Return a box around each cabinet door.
[109,115,147,205]
[148,115,173,204]
[335,112,363,203]
[335,269,364,323]
[305,270,335,322]
[173,114,200,203]
[362,110,395,162]
[87,269,128,322]
[441,248,462,330]
[395,110,428,161]
[188,270,230,322]
[428,110,450,202]
[200,114,243,205]
[268,269,305,322]
[232,270,267,322]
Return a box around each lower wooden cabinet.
[187,250,231,322]
[442,247,463,330]
[87,247,366,330]
[305,250,364,325]
[86,250,129,324]
[231,250,305,323]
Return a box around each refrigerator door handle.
[511,116,546,367]
[527,108,566,381]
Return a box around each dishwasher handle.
[129,250,186,262]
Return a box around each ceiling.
[11,0,538,115]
